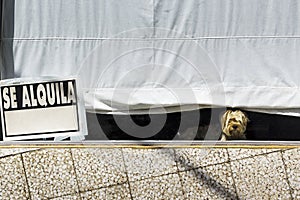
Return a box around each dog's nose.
[232,125,238,129]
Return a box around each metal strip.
[0,140,299,148]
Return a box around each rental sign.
[0,78,85,141]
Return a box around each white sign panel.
[0,78,85,141]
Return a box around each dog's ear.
[221,110,231,130]
[242,112,250,125]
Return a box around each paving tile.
[282,148,300,199]
[51,194,81,200]
[228,148,279,161]
[80,183,131,200]
[122,148,177,181]
[130,173,183,200]
[22,149,78,199]
[175,148,229,171]
[179,163,237,200]
[0,148,38,158]
[0,155,29,200]
[72,148,127,192]
[231,152,291,199]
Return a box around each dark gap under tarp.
[85,109,300,141]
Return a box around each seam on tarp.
[3,36,300,41]
[82,87,300,91]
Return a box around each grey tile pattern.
[175,148,229,171]
[228,148,279,161]
[122,148,177,181]
[180,163,237,200]
[22,149,78,199]
[130,173,183,200]
[282,148,300,199]
[51,194,81,200]
[0,147,299,199]
[231,152,291,200]
[0,148,38,158]
[0,155,29,200]
[72,148,127,192]
[80,183,131,200]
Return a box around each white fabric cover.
[2,0,300,115]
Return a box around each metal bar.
[0,140,299,148]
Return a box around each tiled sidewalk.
[0,147,299,199]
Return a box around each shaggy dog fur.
[221,110,249,141]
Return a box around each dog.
[221,110,249,141]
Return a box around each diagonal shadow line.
[170,149,239,200]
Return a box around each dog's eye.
[229,119,238,123]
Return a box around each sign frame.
[0,77,88,141]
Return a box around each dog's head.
[221,110,249,139]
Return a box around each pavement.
[0,147,299,199]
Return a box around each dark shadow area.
[246,111,300,140]
[0,0,15,141]
[174,149,238,199]
[1,0,15,79]
[86,109,300,141]
[85,108,217,140]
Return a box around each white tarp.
[2,0,300,115]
